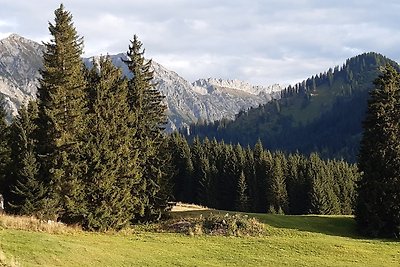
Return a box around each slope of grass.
[0,212,399,267]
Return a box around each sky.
[1,0,400,86]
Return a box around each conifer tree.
[82,57,142,231]
[244,146,257,212]
[0,96,10,201]
[253,140,268,212]
[218,144,237,210]
[267,153,288,214]
[332,160,359,215]
[356,65,400,238]
[36,4,87,221]
[191,137,211,206]
[286,153,308,214]
[123,35,170,220]
[168,133,194,203]
[7,102,45,215]
[235,171,250,212]
[307,153,339,214]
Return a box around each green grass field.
[0,211,399,267]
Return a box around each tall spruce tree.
[0,96,10,201]
[123,35,170,220]
[235,171,250,212]
[356,65,400,238]
[286,153,308,214]
[191,137,212,206]
[36,4,87,221]
[307,153,339,214]
[267,153,288,214]
[168,133,194,203]
[253,140,268,212]
[7,102,45,215]
[82,57,142,231]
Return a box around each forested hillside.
[188,52,399,162]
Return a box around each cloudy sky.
[1,0,399,86]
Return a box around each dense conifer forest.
[167,134,359,215]
[0,4,399,239]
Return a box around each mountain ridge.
[187,52,399,162]
[0,34,282,130]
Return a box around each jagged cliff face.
[0,34,43,119]
[0,34,282,129]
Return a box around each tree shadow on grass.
[171,210,397,242]
[254,214,358,238]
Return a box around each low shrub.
[162,213,265,237]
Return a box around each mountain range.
[0,34,282,130]
[188,52,399,162]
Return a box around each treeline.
[281,52,397,98]
[0,5,171,231]
[187,52,399,162]
[168,134,360,215]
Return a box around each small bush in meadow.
[162,213,265,237]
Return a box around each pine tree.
[191,137,210,206]
[253,140,268,212]
[331,160,359,215]
[82,57,142,231]
[307,153,340,214]
[0,96,10,202]
[286,153,308,214]
[123,35,170,221]
[267,153,288,214]
[36,4,87,221]
[356,65,400,238]
[235,171,250,212]
[218,144,237,210]
[168,133,194,203]
[7,102,45,215]
[244,146,257,212]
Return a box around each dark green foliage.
[123,35,170,221]
[331,160,359,215]
[267,153,288,214]
[3,5,171,229]
[0,96,10,198]
[285,153,308,214]
[187,52,399,162]
[356,65,400,238]
[36,4,87,221]
[307,154,340,214]
[7,102,45,215]
[168,133,194,203]
[191,137,215,206]
[170,138,358,215]
[253,140,269,212]
[82,57,142,231]
[235,171,250,212]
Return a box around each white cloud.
[0,0,399,85]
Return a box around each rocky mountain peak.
[193,78,281,96]
[0,34,283,130]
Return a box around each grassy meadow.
[0,210,399,267]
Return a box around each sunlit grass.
[0,212,399,267]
